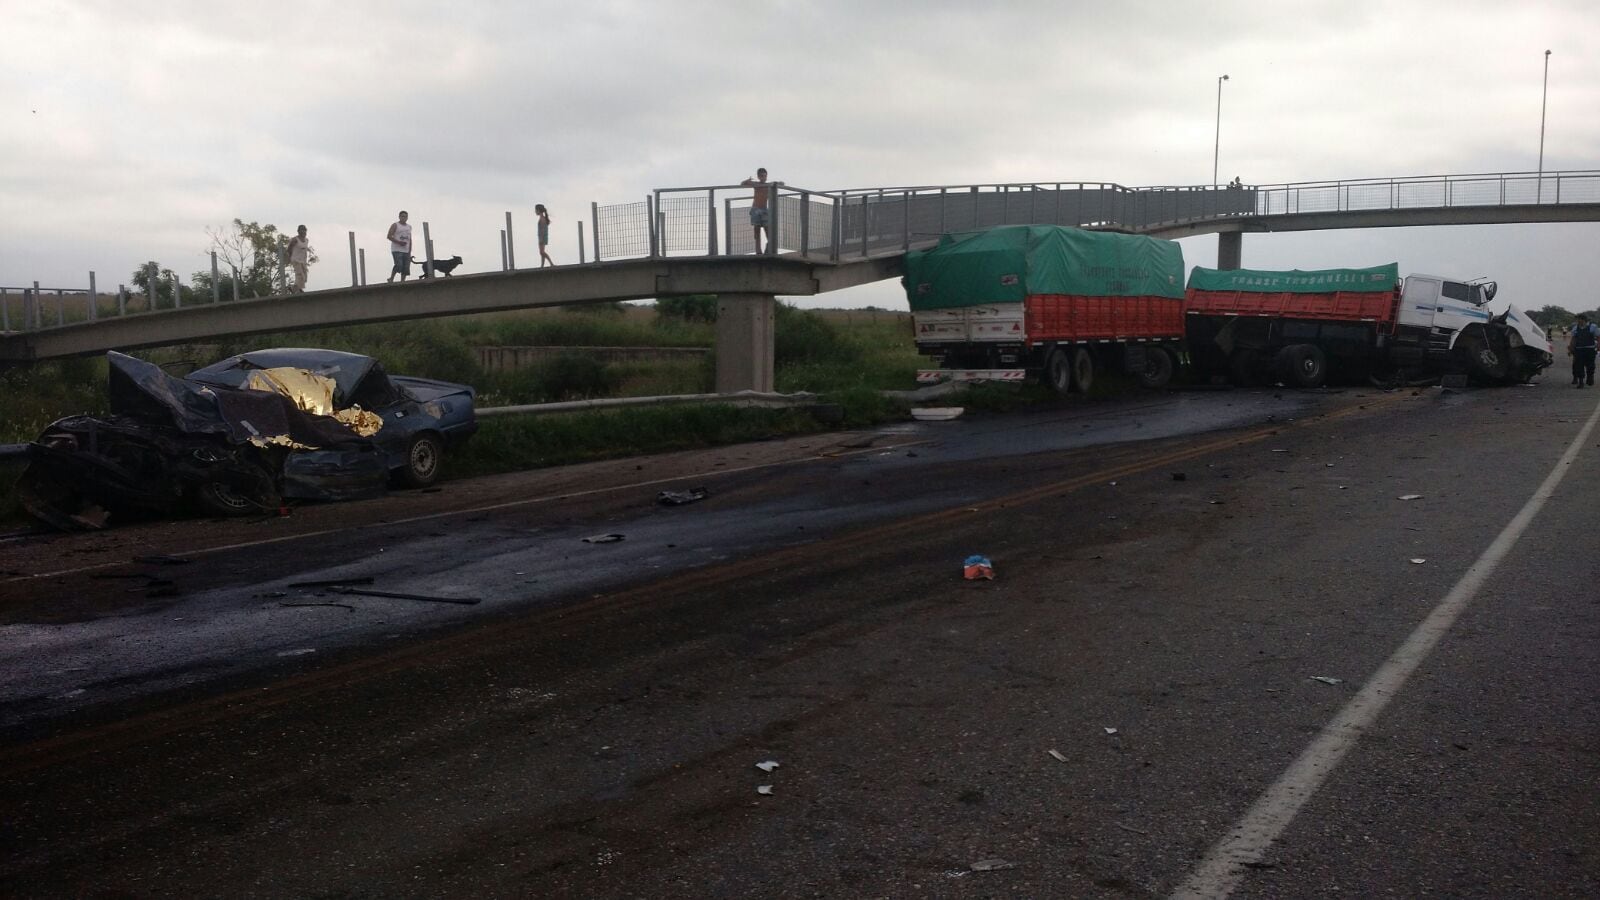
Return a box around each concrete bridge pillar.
[714,292,775,393]
[1217,231,1243,270]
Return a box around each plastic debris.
[1398,494,1423,501]
[1409,558,1427,565]
[970,858,1016,872]
[1103,727,1119,735]
[583,533,625,543]
[963,555,995,580]
[756,785,773,796]
[755,760,780,773]
[657,487,710,506]
[1171,472,1187,481]
[1047,749,1067,762]
[1310,675,1344,685]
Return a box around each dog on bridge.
[411,255,464,278]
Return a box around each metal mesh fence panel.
[1447,179,1502,206]
[1553,175,1600,203]
[1394,181,1446,208]
[658,195,712,255]
[596,200,650,260]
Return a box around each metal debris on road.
[657,487,710,506]
[1398,494,1423,501]
[583,533,625,544]
[1410,558,1427,564]
[755,760,780,773]
[1115,823,1149,836]
[1048,749,1067,762]
[756,785,773,795]
[969,858,1017,872]
[963,555,995,580]
[1171,472,1187,481]
[134,555,191,565]
[1310,675,1344,685]
[1103,727,1119,735]
[329,587,481,606]
[288,576,376,589]
[280,601,356,611]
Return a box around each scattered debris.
[276,648,317,657]
[288,576,376,589]
[1115,823,1149,836]
[657,487,710,506]
[329,587,481,606]
[963,555,995,580]
[1170,472,1187,481]
[1103,727,1119,735]
[969,858,1017,872]
[1309,676,1344,685]
[280,601,356,611]
[911,407,964,421]
[134,555,191,566]
[1047,749,1067,763]
[755,760,780,773]
[1270,449,1288,453]
[756,785,773,796]
[1409,558,1427,565]
[582,533,625,544]
[1397,494,1423,501]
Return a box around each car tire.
[194,475,274,517]
[400,433,445,488]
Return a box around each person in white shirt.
[285,225,311,293]
[387,211,413,283]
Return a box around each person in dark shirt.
[1569,314,1597,387]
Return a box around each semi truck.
[908,225,1188,394]
[908,225,1552,391]
[1185,265,1553,388]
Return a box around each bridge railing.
[1241,170,1600,217]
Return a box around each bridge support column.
[1217,231,1243,270]
[714,292,775,394]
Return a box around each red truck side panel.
[1184,289,1400,328]
[1023,294,1185,346]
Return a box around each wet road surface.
[2,382,1596,898]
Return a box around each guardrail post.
[500,229,508,270]
[860,195,870,258]
[902,190,911,251]
[146,263,157,310]
[422,221,434,277]
[591,202,601,262]
[173,271,182,309]
[0,288,8,332]
[54,289,64,326]
[830,195,841,262]
[359,249,367,285]
[28,284,38,330]
[724,199,733,256]
[1556,174,1562,203]
[648,192,659,258]
[211,251,221,303]
[117,285,127,317]
[348,231,358,286]
[231,266,241,302]
[87,271,97,321]
[767,189,778,256]
[578,221,586,264]
[708,190,718,256]
[799,189,810,258]
[505,211,516,270]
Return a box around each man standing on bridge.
[387,211,413,283]
[285,225,311,293]
[1569,314,1597,387]
[740,168,781,254]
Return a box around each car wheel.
[194,477,271,517]
[400,433,445,488]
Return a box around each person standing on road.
[387,211,413,283]
[285,225,311,294]
[1569,314,1597,387]
[536,204,553,267]
[740,168,781,255]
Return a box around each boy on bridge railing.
[740,168,783,255]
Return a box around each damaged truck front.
[17,353,402,529]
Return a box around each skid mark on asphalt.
[1171,395,1600,900]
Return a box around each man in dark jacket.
[1569,314,1597,387]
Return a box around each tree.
[190,219,317,299]
[655,295,718,322]
[1529,305,1575,331]
[129,261,193,310]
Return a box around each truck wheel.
[1461,330,1510,383]
[1277,344,1328,389]
[1044,347,1073,396]
[1071,347,1095,394]
[1229,349,1261,387]
[1138,347,1174,389]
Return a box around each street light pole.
[1213,74,1229,188]
[1537,49,1551,204]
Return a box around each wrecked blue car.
[15,350,476,529]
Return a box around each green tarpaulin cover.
[902,225,1185,310]
[1187,264,1400,294]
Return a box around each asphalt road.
[1,377,1597,899]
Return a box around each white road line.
[3,440,915,584]
[1171,397,1600,900]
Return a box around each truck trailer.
[908,225,1188,394]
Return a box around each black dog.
[411,255,463,278]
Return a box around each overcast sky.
[5,0,1599,312]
